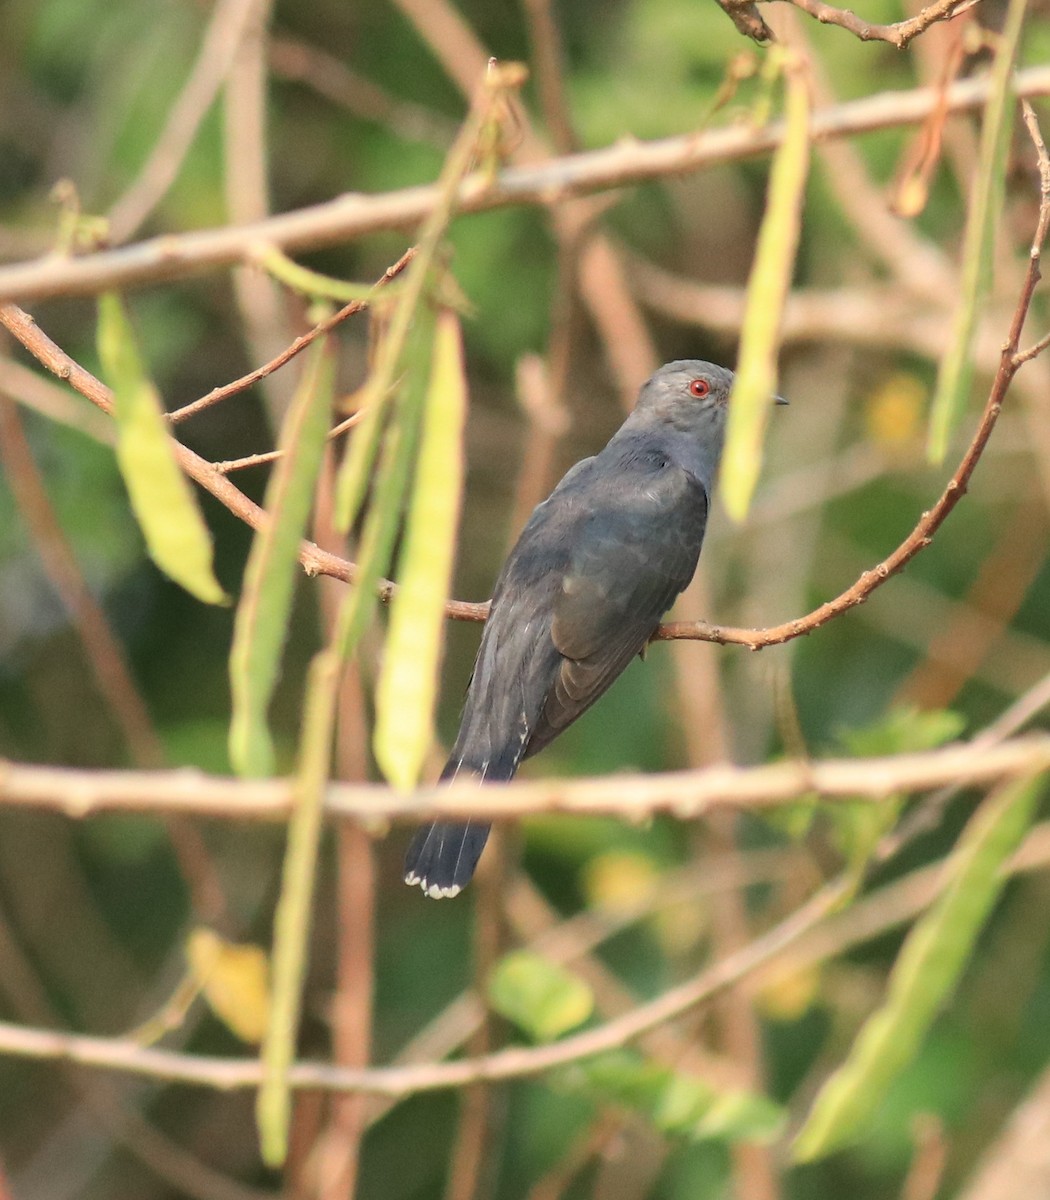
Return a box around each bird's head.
[634,360,736,434]
[635,359,788,435]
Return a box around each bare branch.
[522,0,581,151]
[779,0,979,48]
[0,354,114,444]
[0,881,847,1096]
[0,734,1046,822]
[269,37,458,148]
[628,256,944,353]
[2,66,1049,302]
[211,408,366,475]
[4,111,1047,667]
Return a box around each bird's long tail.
[403,819,491,899]
[404,744,525,898]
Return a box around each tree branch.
[0,734,1046,821]
[777,0,979,49]
[714,0,776,43]
[2,66,1049,302]
[0,880,847,1096]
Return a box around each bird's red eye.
[689,378,710,398]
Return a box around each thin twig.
[211,408,366,474]
[168,247,416,425]
[781,0,978,48]
[1014,328,1050,366]
[521,0,578,153]
[3,116,1047,657]
[3,66,1049,302]
[0,275,1039,655]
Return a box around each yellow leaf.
[187,928,270,1045]
[97,293,227,605]
[865,373,925,450]
[756,964,821,1022]
[582,850,659,914]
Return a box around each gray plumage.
[405,360,737,898]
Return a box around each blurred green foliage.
[1,0,1049,1197]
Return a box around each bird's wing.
[526,458,709,755]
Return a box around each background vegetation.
[0,0,1049,1198]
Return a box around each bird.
[404,359,782,898]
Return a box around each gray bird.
[405,360,775,898]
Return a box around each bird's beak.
[774,394,789,406]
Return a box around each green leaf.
[573,1051,785,1144]
[374,310,468,791]
[837,706,967,758]
[488,950,594,1042]
[926,0,1025,463]
[256,649,341,1167]
[793,771,1044,1161]
[334,67,518,533]
[96,292,226,604]
[256,245,397,303]
[333,307,435,664]
[722,50,809,521]
[228,341,335,778]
